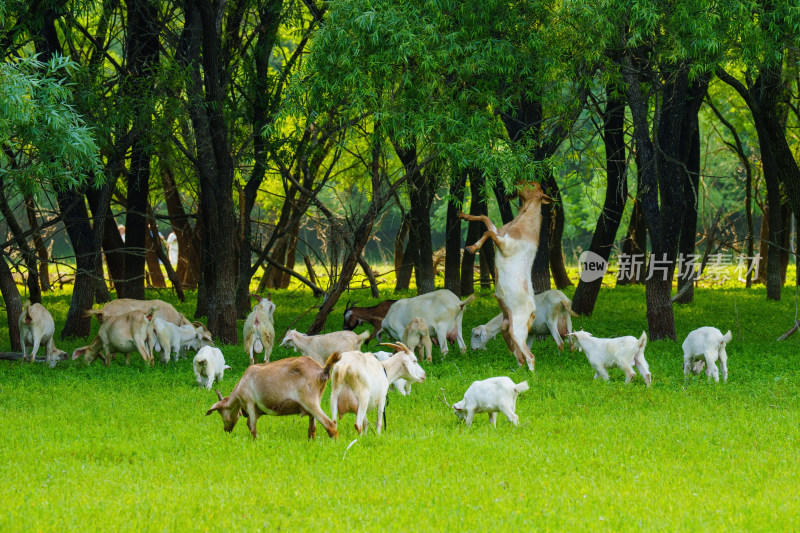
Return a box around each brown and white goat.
[85,298,193,328]
[460,182,550,370]
[18,301,67,367]
[403,317,433,363]
[205,355,340,439]
[330,342,426,435]
[343,299,398,344]
[72,307,158,366]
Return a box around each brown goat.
[205,354,340,440]
[342,299,398,344]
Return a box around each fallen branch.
[0,352,46,362]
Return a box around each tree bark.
[531,170,555,294]
[675,123,701,303]
[573,95,627,314]
[0,176,41,304]
[444,171,467,295]
[394,214,413,290]
[25,195,50,292]
[548,180,571,288]
[0,255,22,350]
[760,133,785,300]
[144,225,167,288]
[160,165,200,288]
[460,171,487,296]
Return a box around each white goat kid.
[452,377,529,428]
[151,318,213,363]
[373,351,412,395]
[244,293,276,364]
[330,342,426,435]
[682,327,732,382]
[568,330,651,386]
[18,301,67,367]
[280,329,370,366]
[471,289,578,351]
[193,346,231,390]
[380,289,475,356]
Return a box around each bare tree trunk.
[460,171,486,296]
[444,171,467,295]
[675,123,700,304]
[531,170,555,294]
[549,181,571,289]
[0,176,41,303]
[25,195,50,292]
[573,95,627,314]
[0,254,22,350]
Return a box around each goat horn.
[249,293,263,302]
[395,341,411,353]
[379,342,402,352]
[215,389,224,401]
[344,299,351,310]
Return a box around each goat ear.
[72,347,86,360]
[249,293,263,303]
[266,293,272,301]
[224,365,232,371]
[205,401,224,416]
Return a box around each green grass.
[1,281,799,531]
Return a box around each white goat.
[471,289,578,351]
[150,318,213,363]
[373,351,412,395]
[460,183,551,370]
[243,294,276,364]
[380,289,476,356]
[682,327,732,382]
[330,342,426,435]
[452,377,529,428]
[281,329,370,366]
[568,330,651,386]
[402,317,433,363]
[18,301,67,367]
[193,346,231,390]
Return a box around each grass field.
[1,279,799,531]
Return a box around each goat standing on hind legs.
[459,182,550,370]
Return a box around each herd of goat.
[13,181,733,438]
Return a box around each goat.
[85,298,197,330]
[380,290,476,356]
[72,307,158,366]
[205,354,340,439]
[150,318,213,363]
[471,289,578,352]
[682,327,732,382]
[373,351,412,395]
[403,317,433,363]
[193,346,231,390]
[18,301,67,367]
[460,182,550,370]
[280,329,370,366]
[568,330,651,386]
[452,377,529,428]
[330,342,426,435]
[343,299,398,344]
[243,293,276,364]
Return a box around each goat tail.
[321,351,342,381]
[23,300,32,323]
[356,330,371,343]
[84,309,103,319]
[723,330,732,344]
[635,331,648,359]
[561,299,579,318]
[514,381,530,394]
[460,294,478,309]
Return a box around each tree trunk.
[461,171,486,296]
[548,179,571,288]
[494,183,514,224]
[144,226,167,288]
[161,165,200,288]
[57,188,100,339]
[0,176,41,304]
[444,171,467,295]
[760,134,784,300]
[531,170,555,294]
[25,195,50,292]
[675,123,700,304]
[616,197,647,286]
[395,232,415,291]
[0,254,22,350]
[573,95,627,314]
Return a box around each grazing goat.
[280,329,370,366]
[193,346,231,390]
[452,377,529,428]
[18,301,67,367]
[72,308,158,366]
[205,355,339,439]
[343,299,398,344]
[460,182,550,370]
[330,342,426,435]
[403,317,433,363]
[380,290,475,356]
[471,290,578,352]
[85,298,196,330]
[682,327,732,382]
[243,293,276,364]
[150,318,213,363]
[569,330,651,386]
[373,351,412,395]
